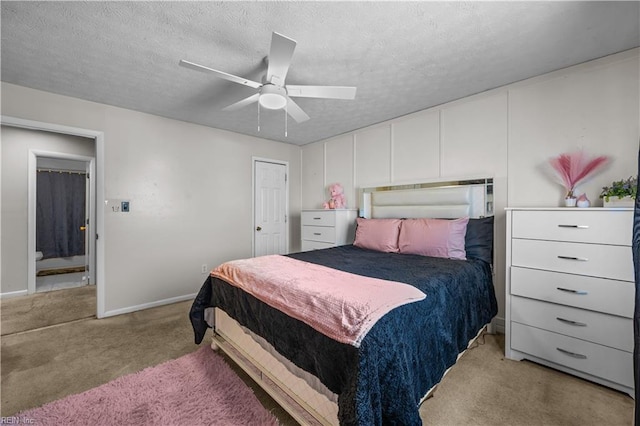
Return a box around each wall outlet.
[201,264,208,274]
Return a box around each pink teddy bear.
[323,183,347,209]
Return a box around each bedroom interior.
[1,1,639,424]
[1,299,633,424]
[190,179,498,423]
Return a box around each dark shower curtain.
[36,171,86,259]
[634,148,640,424]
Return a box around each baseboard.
[102,293,197,318]
[492,317,505,334]
[0,289,29,299]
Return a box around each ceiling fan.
[179,32,357,123]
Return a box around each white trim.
[438,109,443,177]
[27,152,36,294]
[389,122,395,182]
[491,317,505,335]
[251,157,290,257]
[350,135,356,211]
[1,115,106,318]
[322,141,327,187]
[0,289,29,299]
[102,293,197,318]
[352,133,358,189]
[87,157,96,285]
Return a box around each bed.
[190,178,498,425]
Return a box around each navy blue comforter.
[190,245,498,425]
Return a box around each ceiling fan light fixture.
[181,32,354,124]
[259,84,287,110]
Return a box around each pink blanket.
[211,255,426,347]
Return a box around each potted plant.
[600,176,637,207]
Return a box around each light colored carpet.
[1,292,634,425]
[421,334,634,425]
[1,285,95,335]
[16,346,279,426]
[1,301,197,417]
[1,299,296,424]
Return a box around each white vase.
[564,197,577,207]
[603,196,634,208]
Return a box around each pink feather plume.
[549,151,609,192]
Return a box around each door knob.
[256,226,262,231]
[80,226,86,231]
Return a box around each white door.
[84,160,96,285]
[254,160,287,257]
[81,165,90,285]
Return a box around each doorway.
[34,155,94,292]
[253,158,289,257]
[2,115,106,318]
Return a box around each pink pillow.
[398,217,469,259]
[354,218,402,253]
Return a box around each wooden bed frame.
[209,177,495,425]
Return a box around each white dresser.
[505,207,634,396]
[301,209,358,251]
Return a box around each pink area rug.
[17,346,279,425]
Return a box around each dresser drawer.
[511,296,632,351]
[511,239,633,282]
[511,322,633,388]
[301,240,336,252]
[301,211,336,227]
[511,210,633,245]
[302,226,336,243]
[510,267,633,317]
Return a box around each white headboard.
[360,178,493,219]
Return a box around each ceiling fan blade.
[179,60,262,89]
[285,97,310,123]
[286,85,357,100]
[267,32,296,86]
[222,93,260,112]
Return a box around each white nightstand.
[505,207,634,397]
[301,209,358,251]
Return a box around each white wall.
[1,83,301,316]
[1,127,96,295]
[2,49,637,321]
[301,48,640,331]
[508,51,639,206]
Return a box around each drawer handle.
[313,217,322,220]
[313,232,322,236]
[557,287,588,295]
[557,224,589,229]
[556,347,587,359]
[556,317,587,327]
[557,255,588,261]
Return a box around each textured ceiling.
[2,1,639,145]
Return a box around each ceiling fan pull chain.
[285,104,288,137]
[257,102,261,132]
